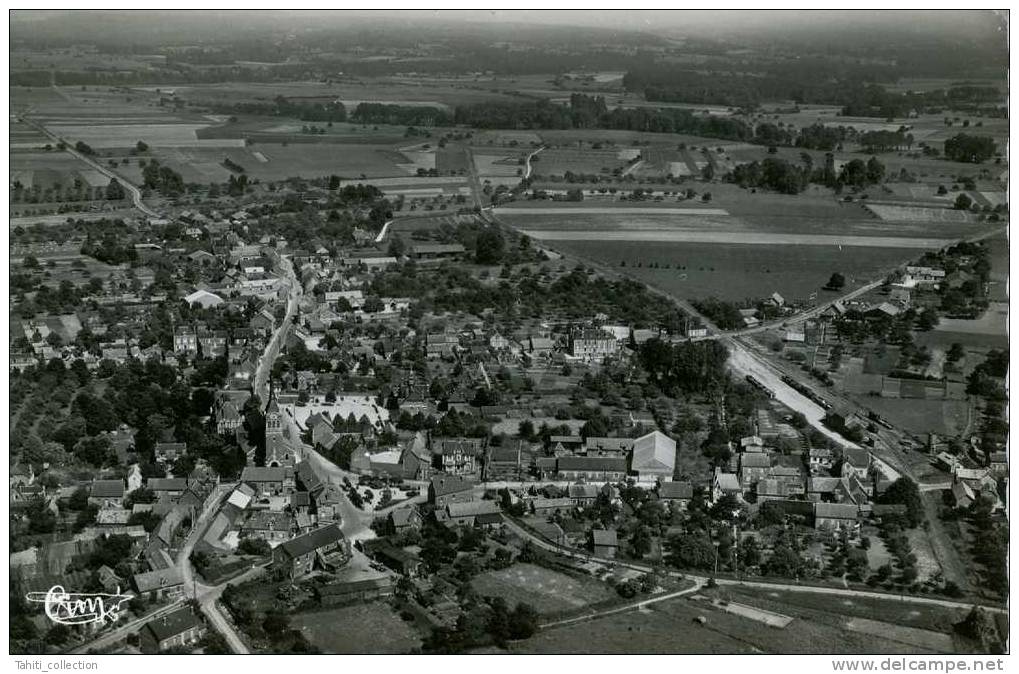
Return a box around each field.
[290,602,422,654]
[853,397,971,436]
[501,588,969,654]
[11,151,101,190]
[534,239,921,303]
[471,563,614,615]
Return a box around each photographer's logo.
[26,586,132,626]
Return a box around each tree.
[136,140,149,152]
[475,230,506,265]
[262,611,290,639]
[954,193,973,210]
[947,342,965,363]
[825,272,846,290]
[668,531,715,570]
[879,477,924,528]
[944,134,996,163]
[508,603,539,640]
[629,525,652,559]
[105,178,125,201]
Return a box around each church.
[263,385,296,468]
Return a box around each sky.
[9,9,1007,46]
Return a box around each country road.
[18,115,160,219]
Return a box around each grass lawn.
[291,601,422,654]
[471,562,614,615]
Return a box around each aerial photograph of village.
[7,8,1010,659]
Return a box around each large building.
[569,328,618,361]
[630,430,676,483]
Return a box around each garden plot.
[866,204,974,222]
[471,563,613,615]
[978,191,1006,207]
[394,150,436,174]
[473,153,522,177]
[843,618,954,653]
[704,598,794,628]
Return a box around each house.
[428,474,475,508]
[528,336,555,356]
[408,243,467,261]
[808,447,835,472]
[591,529,618,558]
[132,567,185,600]
[531,497,573,516]
[840,447,872,481]
[240,466,295,496]
[738,453,771,487]
[814,502,860,531]
[154,442,186,466]
[568,483,601,506]
[485,443,524,480]
[443,500,502,527]
[712,471,741,503]
[272,524,350,579]
[950,480,976,509]
[215,400,244,435]
[556,456,627,482]
[549,435,584,455]
[770,292,785,307]
[140,608,206,654]
[988,451,1007,475]
[89,479,125,509]
[296,461,325,496]
[630,430,676,483]
[366,543,422,576]
[147,478,188,499]
[434,437,485,477]
[173,326,198,355]
[904,266,946,286]
[387,507,423,534]
[184,289,223,309]
[584,436,633,455]
[657,481,693,510]
[569,329,618,361]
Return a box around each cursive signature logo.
[25,586,132,626]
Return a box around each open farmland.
[471,563,614,615]
[291,602,422,654]
[545,239,918,303]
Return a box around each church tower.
[264,381,294,467]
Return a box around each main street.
[253,254,301,409]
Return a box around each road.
[18,115,160,219]
[374,219,394,244]
[523,146,545,180]
[253,255,301,408]
[72,483,248,654]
